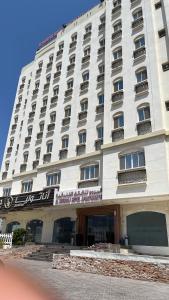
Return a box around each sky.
[0,0,98,166]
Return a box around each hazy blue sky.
[0,0,98,166]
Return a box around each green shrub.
[13,228,26,246]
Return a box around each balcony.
[97,74,104,83]
[132,17,144,30]
[2,172,7,180]
[78,178,99,189]
[98,47,105,56]
[67,63,75,74]
[76,143,86,156]
[112,5,121,18]
[54,71,61,79]
[59,148,68,160]
[96,104,104,115]
[118,168,147,185]
[19,83,25,90]
[33,160,39,170]
[12,124,17,131]
[83,31,91,41]
[112,128,124,142]
[29,111,35,119]
[37,132,43,140]
[78,111,87,121]
[80,81,89,93]
[20,163,27,173]
[135,80,148,95]
[133,47,146,60]
[43,82,50,91]
[137,120,152,135]
[43,153,51,164]
[65,88,73,98]
[112,90,123,103]
[112,30,122,42]
[95,138,103,151]
[82,55,90,64]
[15,103,21,113]
[51,96,58,105]
[7,147,12,154]
[40,106,47,114]
[33,88,39,95]
[98,23,105,32]
[112,58,123,71]
[130,0,141,7]
[47,123,55,132]
[35,68,42,79]
[25,136,31,144]
[56,49,63,57]
[62,117,70,127]
[69,41,77,50]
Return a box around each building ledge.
[118,181,147,188]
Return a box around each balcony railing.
[43,153,51,164]
[29,111,35,118]
[83,32,91,41]
[112,128,124,142]
[51,96,58,104]
[112,5,121,16]
[82,55,90,64]
[98,47,105,56]
[70,41,77,49]
[78,111,87,121]
[135,80,148,94]
[76,143,86,156]
[112,30,122,42]
[32,88,39,95]
[44,83,50,90]
[96,104,104,114]
[40,106,47,114]
[25,136,31,144]
[133,46,146,60]
[95,139,103,151]
[65,88,73,97]
[54,71,61,78]
[98,23,105,32]
[97,74,104,83]
[132,17,143,29]
[118,168,147,185]
[56,49,63,57]
[37,132,43,140]
[112,90,123,103]
[137,120,152,135]
[80,81,89,91]
[62,117,70,127]
[112,58,123,70]
[67,63,75,72]
[47,123,55,132]
[59,149,68,160]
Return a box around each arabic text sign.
[54,187,102,206]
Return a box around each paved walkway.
[9,259,169,300]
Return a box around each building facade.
[1,0,169,254]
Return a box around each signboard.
[0,189,54,212]
[54,187,102,206]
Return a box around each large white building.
[0,0,169,255]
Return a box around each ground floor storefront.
[1,199,169,255]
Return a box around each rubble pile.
[53,255,169,283]
[0,245,42,262]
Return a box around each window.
[135,35,145,49]
[10,138,14,147]
[133,8,142,21]
[97,127,103,139]
[70,55,75,64]
[162,62,169,72]
[100,14,105,24]
[21,180,33,193]
[3,188,11,197]
[67,79,74,89]
[82,71,89,82]
[79,131,86,144]
[35,148,41,160]
[35,81,40,89]
[53,86,59,96]
[47,141,53,153]
[49,54,54,62]
[39,122,44,132]
[113,47,122,60]
[46,172,61,187]
[136,68,147,83]
[84,46,90,57]
[62,136,69,149]
[59,42,64,50]
[65,106,71,117]
[14,116,18,124]
[28,126,33,136]
[138,105,150,121]
[46,74,51,83]
[23,152,29,163]
[85,24,92,33]
[32,103,36,111]
[50,112,56,123]
[81,164,99,180]
[158,28,166,38]
[72,33,77,42]
[113,0,121,7]
[43,97,48,106]
[98,64,105,74]
[114,113,124,129]
[155,1,162,9]
[5,161,9,171]
[99,38,105,47]
[56,63,62,72]
[120,151,145,170]
[165,101,169,111]
[113,20,122,32]
[81,100,88,112]
[114,78,123,91]
[38,61,43,68]
[98,94,104,105]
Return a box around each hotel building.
[0,0,169,255]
